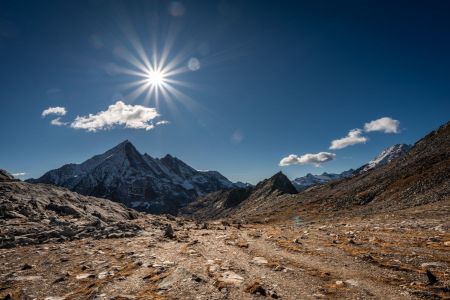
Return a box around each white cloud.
[364,117,400,133]
[42,106,67,117]
[330,129,368,150]
[12,172,26,177]
[50,117,67,126]
[70,101,165,132]
[156,120,170,126]
[279,152,336,167]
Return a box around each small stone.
[335,280,345,287]
[245,281,267,296]
[217,271,244,285]
[192,274,206,283]
[426,269,438,285]
[163,224,176,239]
[252,257,268,265]
[98,271,108,279]
[272,265,285,272]
[421,262,445,268]
[53,276,66,284]
[76,273,95,280]
[344,279,359,287]
[444,241,450,246]
[21,263,33,270]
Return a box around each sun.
[146,69,166,86]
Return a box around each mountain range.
[233,121,450,221]
[292,143,411,191]
[27,140,239,214]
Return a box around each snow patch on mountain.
[27,140,240,214]
[292,144,411,191]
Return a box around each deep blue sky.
[0,0,449,184]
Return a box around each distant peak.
[257,171,297,195]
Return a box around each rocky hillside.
[182,172,297,220]
[292,143,411,191]
[27,141,235,214]
[0,170,142,248]
[262,121,450,221]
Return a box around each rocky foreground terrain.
[1,121,449,299]
[1,198,449,299]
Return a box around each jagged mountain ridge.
[181,172,297,220]
[27,141,236,214]
[292,143,411,191]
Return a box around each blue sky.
[0,0,449,184]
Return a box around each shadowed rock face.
[27,141,235,214]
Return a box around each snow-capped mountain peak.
[27,140,239,214]
[358,144,411,173]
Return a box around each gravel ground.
[1,198,449,300]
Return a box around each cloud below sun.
[41,101,168,132]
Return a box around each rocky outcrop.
[0,178,141,248]
[27,141,235,214]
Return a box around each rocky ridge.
[182,172,297,220]
[27,141,236,214]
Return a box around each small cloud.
[364,117,400,133]
[12,172,26,177]
[156,120,170,126]
[231,129,244,143]
[42,106,67,117]
[330,129,368,150]
[279,152,336,167]
[70,101,165,132]
[50,117,67,126]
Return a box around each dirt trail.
[1,203,449,300]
